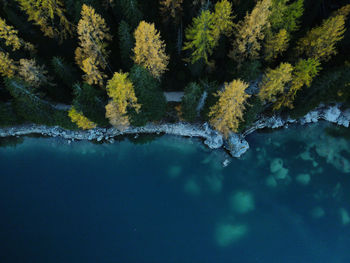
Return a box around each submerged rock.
[311,207,325,219]
[270,158,284,173]
[229,191,255,214]
[215,223,248,247]
[296,173,311,185]
[184,179,201,196]
[339,208,350,226]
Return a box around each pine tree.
[264,29,289,62]
[75,4,112,86]
[118,20,134,69]
[181,82,203,122]
[0,51,17,78]
[105,72,140,129]
[258,62,293,102]
[296,13,347,61]
[51,56,78,86]
[117,0,143,28]
[159,0,183,23]
[209,80,251,137]
[68,106,97,129]
[18,59,50,88]
[273,58,320,110]
[183,10,216,64]
[133,21,169,78]
[229,0,272,65]
[15,0,72,42]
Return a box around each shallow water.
[0,122,350,263]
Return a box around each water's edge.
[1,104,349,158]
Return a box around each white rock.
[323,106,341,123]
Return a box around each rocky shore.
[1,104,349,158]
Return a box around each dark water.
[1,122,350,263]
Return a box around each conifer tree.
[160,0,183,23]
[15,0,72,42]
[18,59,50,88]
[118,20,134,69]
[264,29,289,62]
[183,10,216,64]
[229,0,272,65]
[105,72,140,130]
[0,51,17,78]
[296,12,347,61]
[117,0,143,28]
[258,62,293,102]
[209,80,251,136]
[269,0,303,33]
[75,4,112,86]
[133,21,169,78]
[213,0,235,38]
[68,106,97,130]
[274,58,320,110]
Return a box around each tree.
[133,21,169,78]
[116,0,143,28]
[296,13,347,61]
[0,17,34,52]
[160,0,183,23]
[75,4,112,86]
[258,62,293,102]
[0,51,17,78]
[213,0,235,38]
[105,72,140,129]
[68,106,97,129]
[273,58,320,110]
[209,80,251,136]
[15,0,72,41]
[128,65,167,126]
[264,29,289,62]
[18,59,50,88]
[269,0,303,33]
[51,56,78,86]
[118,20,134,69]
[183,10,216,64]
[229,0,272,65]
[181,82,203,122]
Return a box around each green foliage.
[200,80,219,121]
[237,96,263,133]
[269,0,304,33]
[72,82,109,127]
[0,102,23,126]
[233,60,262,83]
[128,65,167,126]
[115,0,143,28]
[4,78,75,129]
[118,20,134,69]
[51,56,78,86]
[181,82,203,122]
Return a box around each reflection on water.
[0,121,349,262]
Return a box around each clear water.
[0,122,350,263]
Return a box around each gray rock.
[225,133,249,158]
[323,106,341,123]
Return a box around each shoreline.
[1,104,349,158]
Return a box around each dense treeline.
[0,0,349,136]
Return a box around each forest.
[0,0,349,137]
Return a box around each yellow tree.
[273,59,321,110]
[68,106,97,130]
[15,0,72,41]
[0,17,35,52]
[258,62,293,102]
[105,72,140,130]
[75,4,112,86]
[296,12,347,61]
[18,59,50,87]
[213,0,235,38]
[264,29,289,62]
[229,0,272,65]
[0,51,17,78]
[159,0,183,23]
[133,21,169,78]
[209,80,251,137]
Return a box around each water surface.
[0,122,350,263]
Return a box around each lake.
[0,122,349,263]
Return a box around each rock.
[323,106,341,123]
[339,208,350,226]
[337,109,350,127]
[296,173,311,185]
[270,158,284,173]
[229,191,255,214]
[215,223,248,247]
[222,159,230,167]
[311,207,325,219]
[274,167,289,180]
[301,110,319,124]
[266,175,277,188]
[225,133,249,158]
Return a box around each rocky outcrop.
[0,104,349,158]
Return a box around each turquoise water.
[0,122,350,263]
